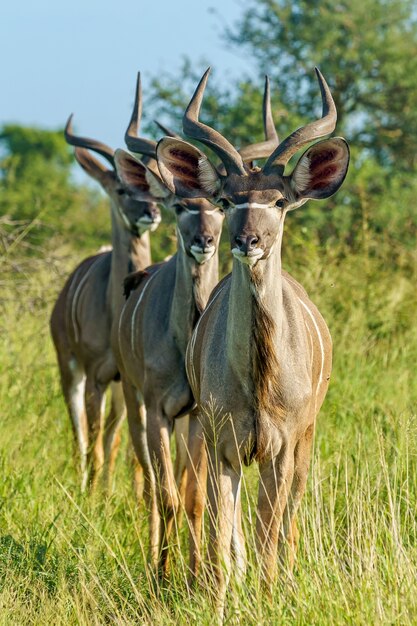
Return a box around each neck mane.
[226,216,286,460]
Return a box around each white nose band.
[233,202,272,210]
[185,209,221,215]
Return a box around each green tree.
[147,2,417,250]
[147,59,303,162]
[0,125,72,173]
[0,125,74,221]
[226,0,417,171]
[0,124,109,251]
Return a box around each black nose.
[194,234,214,249]
[235,235,259,253]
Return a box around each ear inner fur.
[114,150,151,193]
[162,145,201,188]
[119,160,149,191]
[291,138,349,200]
[197,156,221,194]
[157,137,216,198]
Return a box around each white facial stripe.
[234,202,272,210]
[183,208,219,215]
[298,298,325,408]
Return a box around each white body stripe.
[116,267,162,357]
[71,256,105,344]
[187,283,227,393]
[297,298,325,401]
[305,323,314,369]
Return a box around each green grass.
[0,226,416,625]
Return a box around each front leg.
[206,444,242,622]
[256,443,295,589]
[231,475,246,584]
[184,411,207,580]
[123,380,159,567]
[102,381,126,493]
[173,413,189,527]
[146,407,179,578]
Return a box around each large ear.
[290,138,350,200]
[74,147,112,184]
[114,149,169,198]
[156,137,221,198]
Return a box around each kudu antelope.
[50,113,163,491]
[113,73,279,575]
[156,67,349,615]
[102,75,193,500]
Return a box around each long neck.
[108,201,152,318]
[169,233,219,355]
[226,217,285,383]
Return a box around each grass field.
[1,221,416,625]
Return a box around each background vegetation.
[1,0,416,623]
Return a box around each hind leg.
[84,375,107,491]
[185,412,207,580]
[56,353,89,491]
[102,381,126,493]
[125,439,144,501]
[173,414,189,526]
[280,424,314,570]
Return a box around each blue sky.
[1,0,254,149]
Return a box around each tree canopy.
[146,0,417,250]
[0,124,108,251]
[226,0,417,171]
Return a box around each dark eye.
[116,188,126,196]
[275,198,286,208]
[217,198,231,210]
[173,202,185,214]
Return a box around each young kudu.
[50,116,163,491]
[156,68,350,616]
[113,73,279,576]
